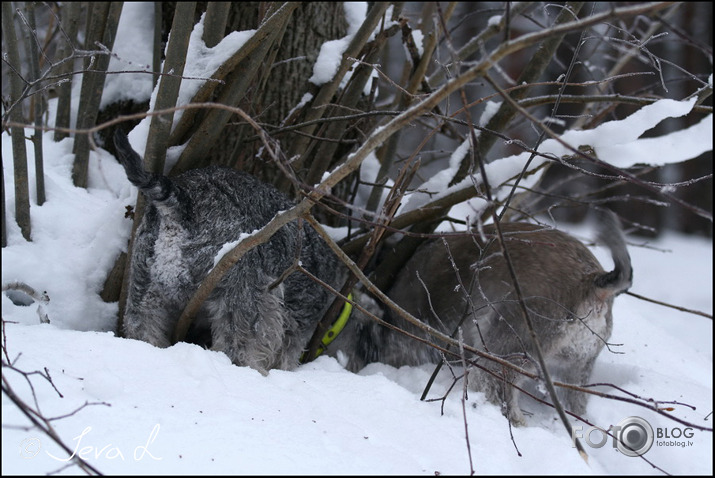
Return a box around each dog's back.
[331,216,631,425]
[114,131,345,373]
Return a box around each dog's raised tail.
[594,210,633,296]
[113,130,172,202]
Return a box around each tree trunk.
[162,2,349,186]
[2,1,32,241]
[72,1,123,188]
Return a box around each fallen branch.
[2,282,50,324]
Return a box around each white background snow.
[2,2,713,475]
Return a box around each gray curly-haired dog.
[329,216,632,425]
[114,130,347,374]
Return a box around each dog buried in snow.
[114,130,631,424]
[332,218,632,425]
[114,130,348,374]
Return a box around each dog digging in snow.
[114,130,349,374]
[114,130,631,424]
[331,217,632,425]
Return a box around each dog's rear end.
[114,131,346,373]
[113,131,173,202]
[330,215,632,425]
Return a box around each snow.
[211,221,284,268]
[309,35,350,86]
[309,1,378,93]
[2,106,713,475]
[399,97,713,225]
[480,100,501,127]
[212,238,242,268]
[401,139,472,213]
[2,166,713,473]
[103,6,255,173]
[309,2,368,86]
[595,113,712,169]
[1,133,133,332]
[561,98,712,169]
[412,29,425,58]
[101,2,155,109]
[172,17,255,124]
[3,4,712,474]
[343,2,368,36]
[488,15,503,27]
[355,150,394,212]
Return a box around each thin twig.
[626,291,713,319]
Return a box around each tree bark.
[72,1,123,188]
[166,2,349,186]
[53,2,82,142]
[2,2,32,241]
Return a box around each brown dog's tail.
[594,210,633,296]
[113,130,173,202]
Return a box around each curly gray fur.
[114,131,346,374]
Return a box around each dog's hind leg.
[123,291,178,348]
[205,270,298,374]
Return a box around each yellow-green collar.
[301,293,353,363]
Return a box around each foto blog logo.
[573,416,655,457]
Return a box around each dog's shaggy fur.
[329,218,632,425]
[114,131,346,374]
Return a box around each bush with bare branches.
[2,2,712,472]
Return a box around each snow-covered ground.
[1,126,712,474]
